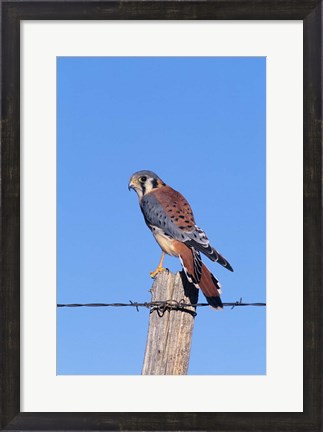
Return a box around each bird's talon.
[150,267,167,279]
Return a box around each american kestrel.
[128,170,233,309]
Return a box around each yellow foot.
[149,266,167,279]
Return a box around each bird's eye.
[139,176,147,183]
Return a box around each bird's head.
[128,170,166,199]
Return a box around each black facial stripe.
[141,184,146,195]
[151,178,158,189]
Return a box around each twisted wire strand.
[57,298,266,311]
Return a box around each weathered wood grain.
[142,271,198,375]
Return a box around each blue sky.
[57,57,266,375]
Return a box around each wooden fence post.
[142,270,198,375]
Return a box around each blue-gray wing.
[140,189,233,272]
[140,193,191,242]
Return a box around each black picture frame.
[1,1,322,431]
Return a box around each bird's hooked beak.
[128,179,135,191]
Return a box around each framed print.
[1,1,322,431]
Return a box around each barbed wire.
[57,298,266,315]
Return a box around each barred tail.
[198,262,223,309]
[177,243,223,310]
